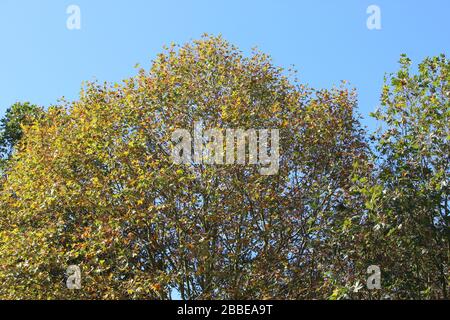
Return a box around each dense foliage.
[362,55,449,299]
[0,102,43,172]
[0,36,448,299]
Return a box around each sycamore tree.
[0,36,368,299]
[355,54,449,299]
[2,37,446,300]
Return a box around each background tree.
[0,102,43,172]
[356,54,449,299]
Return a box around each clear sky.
[1,0,449,131]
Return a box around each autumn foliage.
[0,36,448,299]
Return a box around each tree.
[361,54,449,299]
[0,102,43,172]
[0,35,367,299]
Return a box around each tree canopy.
[0,36,448,300]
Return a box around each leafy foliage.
[0,102,43,172]
[363,54,449,299]
[0,37,447,300]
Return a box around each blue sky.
[1,0,449,131]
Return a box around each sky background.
[1,0,449,132]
